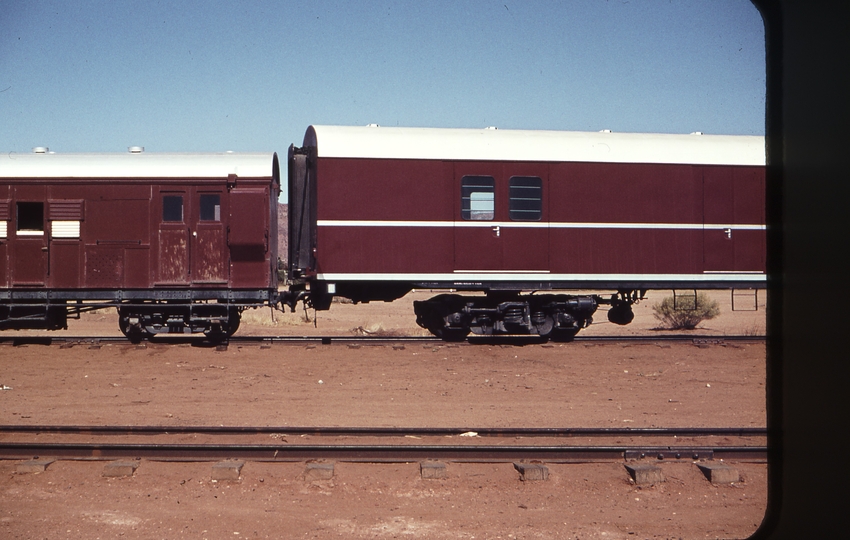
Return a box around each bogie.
[117,303,241,340]
[414,293,598,341]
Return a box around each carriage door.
[191,189,228,284]
[702,166,765,272]
[10,187,49,286]
[454,163,549,272]
[228,187,270,287]
[156,190,190,284]
[454,164,501,271]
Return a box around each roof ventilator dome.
[128,146,145,153]
[32,147,49,153]
[690,131,704,135]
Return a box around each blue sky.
[2,1,764,159]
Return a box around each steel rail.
[0,425,767,438]
[0,441,767,463]
[0,334,767,346]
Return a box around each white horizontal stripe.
[703,270,765,274]
[0,222,6,239]
[316,272,767,283]
[317,220,766,231]
[702,224,765,230]
[16,230,44,236]
[319,220,456,227]
[455,270,550,274]
[552,223,766,230]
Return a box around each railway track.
[0,425,768,463]
[0,334,767,347]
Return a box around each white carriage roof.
[0,151,277,179]
[305,125,765,166]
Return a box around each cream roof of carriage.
[305,125,765,166]
[0,151,278,179]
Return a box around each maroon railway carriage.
[0,149,279,337]
[288,125,765,340]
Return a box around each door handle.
[492,226,500,238]
[41,247,49,251]
[723,228,732,239]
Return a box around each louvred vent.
[48,200,84,220]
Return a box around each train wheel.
[204,308,241,339]
[550,327,579,342]
[436,327,470,342]
[118,310,153,342]
[415,296,468,340]
[143,323,166,336]
[531,313,555,338]
[226,309,241,335]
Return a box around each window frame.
[461,175,496,221]
[199,194,221,222]
[16,201,45,235]
[508,176,543,222]
[162,195,184,223]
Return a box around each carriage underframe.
[0,289,274,340]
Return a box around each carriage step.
[731,288,759,311]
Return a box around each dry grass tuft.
[351,322,401,337]
[742,321,765,336]
[350,322,431,337]
[240,307,310,327]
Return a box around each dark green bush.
[652,293,720,330]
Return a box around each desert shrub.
[652,293,720,330]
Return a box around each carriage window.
[162,196,183,222]
[200,194,221,221]
[461,176,495,220]
[16,202,44,233]
[509,176,543,221]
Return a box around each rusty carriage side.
[0,149,280,338]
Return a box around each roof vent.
[690,131,704,135]
[366,123,380,127]
[32,147,49,154]
[485,126,498,130]
[128,146,145,153]
[599,129,612,133]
